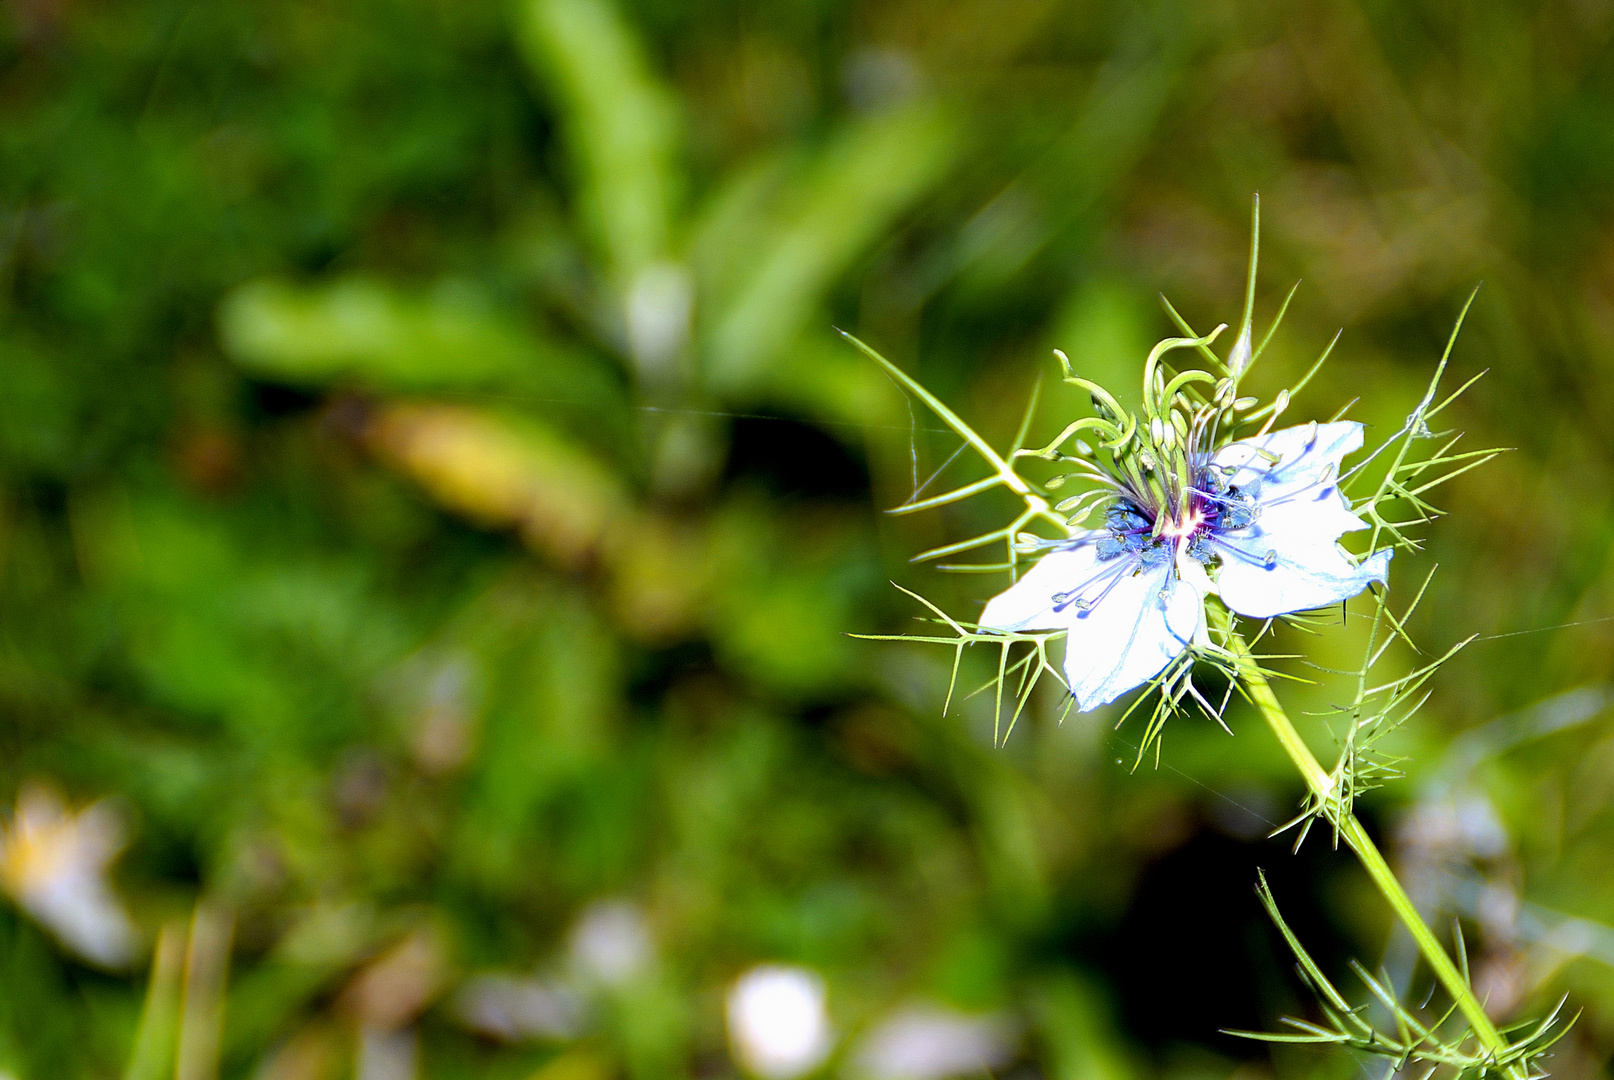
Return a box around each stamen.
[1211,536,1285,570]
[1184,486,1240,507]
[1051,557,1134,614]
[1068,560,1136,612]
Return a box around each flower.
[0,782,138,967]
[849,1004,1017,1080]
[980,420,1390,711]
[568,899,653,987]
[454,973,586,1042]
[726,965,833,1079]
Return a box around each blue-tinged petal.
[1214,421,1364,502]
[1211,420,1389,618]
[1215,525,1390,619]
[979,540,1202,711]
[977,534,1108,632]
[1058,561,1203,711]
[1251,480,1371,540]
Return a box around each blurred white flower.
[1400,791,1509,861]
[625,262,693,381]
[0,782,137,968]
[850,1005,1016,1080]
[569,899,652,987]
[454,973,587,1042]
[726,965,833,1079]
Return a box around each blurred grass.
[1,0,1614,1078]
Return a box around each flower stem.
[1225,626,1512,1064]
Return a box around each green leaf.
[950,47,1182,292]
[515,0,680,282]
[704,498,880,695]
[218,276,625,419]
[735,334,908,454]
[702,103,956,394]
[1030,970,1139,1080]
[452,577,623,892]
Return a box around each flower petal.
[1215,532,1390,619]
[977,535,1107,632]
[979,540,1202,711]
[1214,420,1364,503]
[1211,420,1389,618]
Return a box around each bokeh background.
[3,1,1614,1078]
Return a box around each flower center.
[1095,467,1258,568]
[1159,508,1205,540]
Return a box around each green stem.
[1226,627,1512,1064]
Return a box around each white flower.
[453,973,586,1042]
[981,421,1390,711]
[0,783,138,967]
[726,965,833,1080]
[568,899,653,987]
[849,1004,1017,1080]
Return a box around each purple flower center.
[1096,467,1258,567]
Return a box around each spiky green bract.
[1272,567,1469,852]
[850,584,1067,746]
[1347,289,1508,556]
[1227,873,1572,1080]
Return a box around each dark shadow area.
[724,414,870,500]
[1087,818,1366,1059]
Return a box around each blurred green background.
[2,1,1614,1078]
